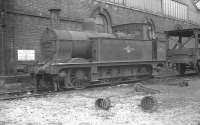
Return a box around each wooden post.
[0,0,6,75]
[152,38,158,60]
[178,35,182,48]
[0,0,16,75]
[48,0,61,29]
[194,30,199,63]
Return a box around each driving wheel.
[70,69,90,89]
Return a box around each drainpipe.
[48,0,61,29]
[0,0,6,75]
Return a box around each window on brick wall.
[95,14,109,33]
[145,18,156,40]
[17,50,35,61]
[91,6,112,33]
[163,0,188,20]
[174,24,183,30]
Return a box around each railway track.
[0,73,198,101]
[153,73,199,82]
[0,90,55,101]
[0,76,152,101]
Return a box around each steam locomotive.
[34,20,166,91]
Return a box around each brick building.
[0,0,200,75]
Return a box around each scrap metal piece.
[140,96,158,112]
[134,83,160,94]
[167,80,189,87]
[179,80,189,87]
[95,98,111,110]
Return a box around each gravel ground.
[1,76,200,125]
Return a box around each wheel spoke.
[70,69,90,89]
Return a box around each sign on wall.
[17,50,35,61]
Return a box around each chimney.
[48,0,61,29]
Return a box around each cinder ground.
[0,73,200,125]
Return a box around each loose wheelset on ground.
[140,96,158,113]
[94,95,158,113]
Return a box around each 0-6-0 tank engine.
[34,19,165,91]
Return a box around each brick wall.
[3,0,200,74]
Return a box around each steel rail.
[0,73,198,101]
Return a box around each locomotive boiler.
[35,21,165,91]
